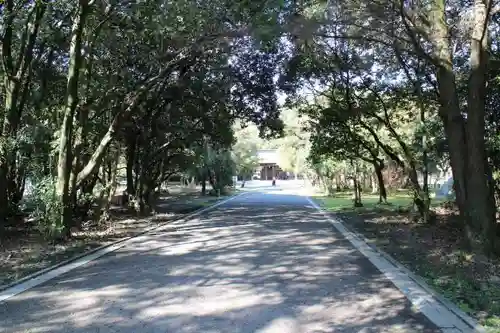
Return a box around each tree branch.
[2,0,15,77]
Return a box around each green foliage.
[309,158,346,195]
[30,177,65,240]
[422,264,500,331]
[484,316,500,332]
[317,192,419,212]
[186,141,236,194]
[275,108,311,175]
[233,108,312,178]
[207,149,236,193]
[1,0,500,329]
[0,0,297,225]
[232,144,260,180]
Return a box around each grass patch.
[315,191,500,332]
[318,192,410,212]
[317,190,445,214]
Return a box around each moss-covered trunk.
[428,0,497,253]
[0,0,46,223]
[56,1,90,234]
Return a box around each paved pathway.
[0,186,440,332]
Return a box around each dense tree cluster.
[0,0,289,238]
[280,0,500,254]
[3,0,500,256]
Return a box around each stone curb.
[0,236,129,293]
[0,192,244,296]
[314,201,486,333]
[343,225,484,332]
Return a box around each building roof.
[257,149,279,164]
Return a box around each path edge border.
[0,191,246,301]
[350,222,481,330]
[307,196,486,333]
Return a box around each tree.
[0,0,291,237]
[0,0,47,221]
[275,108,310,178]
[232,124,260,180]
[277,0,500,252]
[304,90,390,204]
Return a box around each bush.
[30,177,65,240]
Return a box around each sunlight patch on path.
[307,197,482,333]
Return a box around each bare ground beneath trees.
[321,200,500,330]
[0,189,227,290]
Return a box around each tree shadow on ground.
[337,208,500,328]
[0,195,439,333]
[0,192,222,289]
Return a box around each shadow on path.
[0,193,439,333]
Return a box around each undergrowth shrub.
[30,177,65,240]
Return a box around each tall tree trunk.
[353,177,362,207]
[465,0,497,253]
[201,176,207,195]
[99,148,120,223]
[430,0,497,252]
[374,164,387,204]
[11,152,27,206]
[125,136,136,197]
[56,1,90,234]
[437,73,469,222]
[352,163,363,207]
[0,0,46,223]
[406,164,431,223]
[371,173,378,194]
[420,83,431,224]
[428,1,467,213]
[339,173,346,190]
